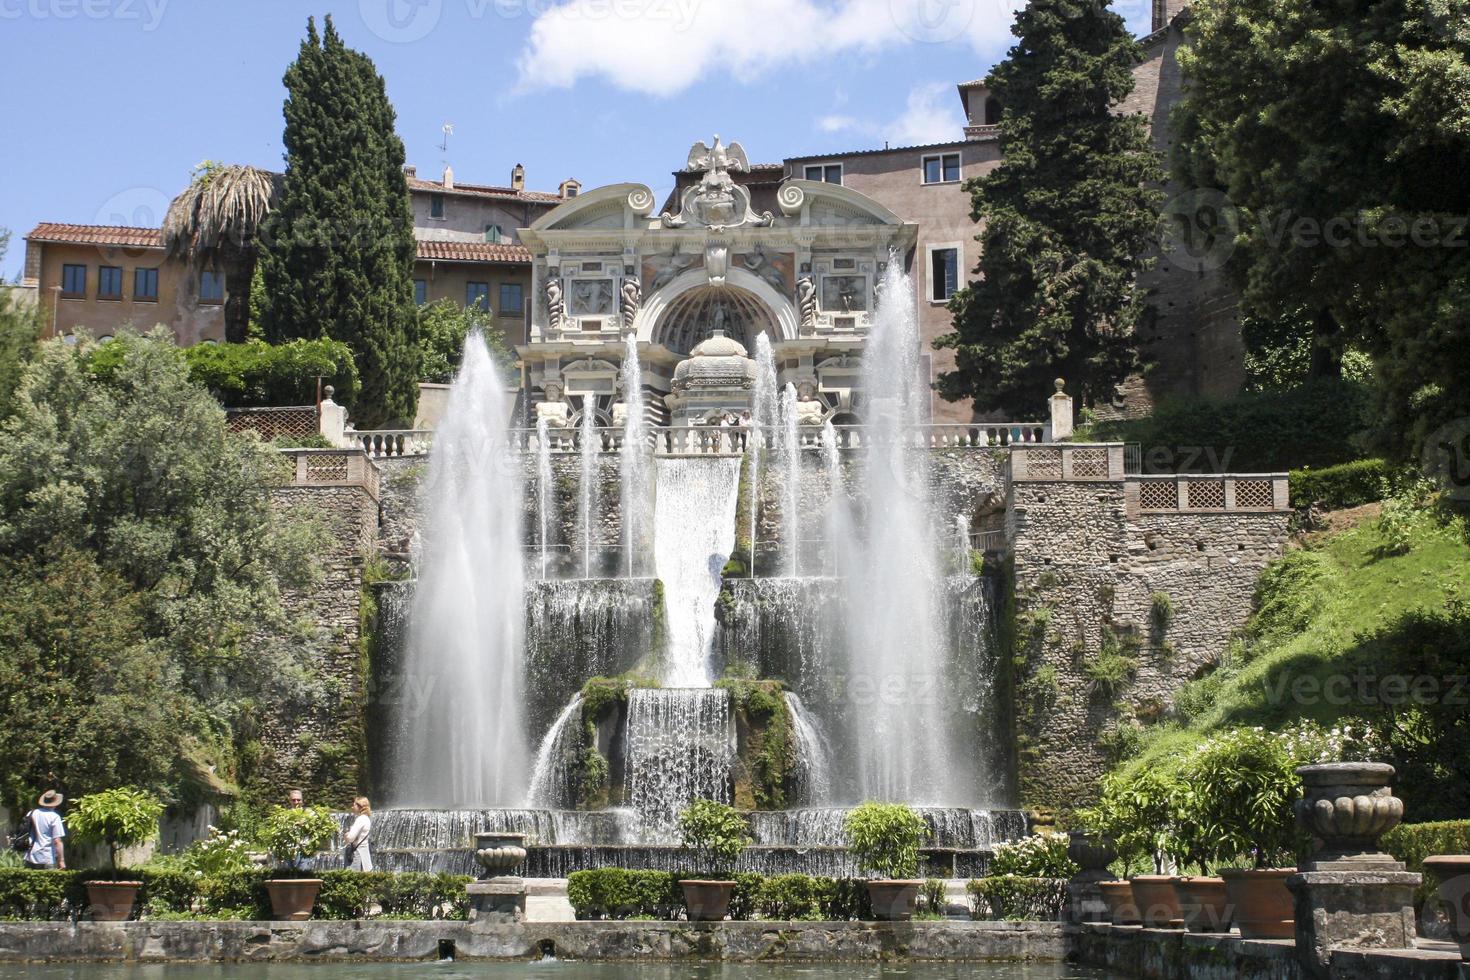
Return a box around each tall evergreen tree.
[259,16,419,427]
[935,0,1162,417]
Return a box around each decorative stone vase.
[1294,762,1405,869]
[1130,876,1184,928]
[1423,856,1470,960]
[1098,880,1140,925]
[263,879,323,921]
[1221,868,1295,939]
[866,880,922,921]
[1028,809,1060,839]
[474,832,527,879]
[680,879,735,922]
[1068,831,1118,884]
[85,881,141,922]
[1172,876,1231,933]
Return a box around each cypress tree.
[935,0,1162,417]
[259,16,419,427]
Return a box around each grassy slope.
[1119,508,1470,776]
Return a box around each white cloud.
[815,80,966,148]
[513,0,1021,96]
[818,114,862,133]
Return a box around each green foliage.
[1079,766,1182,871]
[256,806,338,869]
[1083,628,1139,695]
[967,876,1069,921]
[565,869,872,922]
[1149,592,1174,633]
[119,337,358,409]
[1289,459,1401,512]
[0,332,330,812]
[678,800,751,874]
[1384,820,1470,910]
[311,871,470,921]
[258,16,419,428]
[174,827,256,878]
[935,0,1162,415]
[718,678,796,808]
[68,788,164,875]
[843,802,929,880]
[918,878,948,917]
[0,234,42,420]
[988,835,1079,879]
[416,300,509,384]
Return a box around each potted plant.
[257,805,338,921]
[843,802,930,921]
[67,788,164,922]
[677,799,750,921]
[1085,768,1185,928]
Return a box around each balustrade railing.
[504,422,1052,455]
[279,448,380,499]
[346,429,434,459]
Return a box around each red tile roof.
[416,240,532,265]
[27,223,163,248]
[408,176,563,205]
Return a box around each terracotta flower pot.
[264,878,323,922]
[1422,855,1470,961]
[1220,868,1295,939]
[680,879,735,922]
[1098,880,1140,925]
[1173,876,1231,933]
[1130,876,1184,928]
[85,881,141,922]
[866,880,922,921]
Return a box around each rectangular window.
[466,282,490,310]
[98,266,123,299]
[923,152,961,184]
[485,224,502,243]
[930,247,959,301]
[61,264,87,297]
[200,270,225,303]
[430,193,445,218]
[134,268,159,301]
[804,163,842,184]
[414,279,428,305]
[499,282,524,317]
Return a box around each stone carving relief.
[543,276,566,334]
[661,136,774,232]
[796,276,818,331]
[822,275,869,314]
[536,379,570,426]
[569,279,616,318]
[706,244,729,287]
[619,275,642,334]
[648,251,697,292]
[740,248,788,293]
[795,379,825,425]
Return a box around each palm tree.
[164,162,278,343]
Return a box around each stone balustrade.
[507,422,1052,456]
[1127,474,1290,514]
[279,448,379,500]
[346,428,434,459]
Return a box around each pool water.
[0,964,1109,980]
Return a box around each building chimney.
[511,163,525,192]
[404,164,417,178]
[559,178,581,200]
[443,165,455,190]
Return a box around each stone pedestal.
[467,878,526,925]
[1287,870,1421,978]
[1066,831,1118,924]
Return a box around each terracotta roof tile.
[416,240,532,264]
[408,176,563,204]
[27,223,163,248]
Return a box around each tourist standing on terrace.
[344,797,373,872]
[23,792,66,870]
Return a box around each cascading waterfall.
[619,334,651,577]
[786,693,833,805]
[625,688,734,838]
[653,456,742,687]
[527,695,584,808]
[838,260,983,804]
[390,333,527,807]
[778,383,801,577]
[953,513,972,578]
[579,405,598,578]
[749,333,778,573]
[535,416,553,580]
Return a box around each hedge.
[1384,820,1470,910]
[89,337,360,410]
[0,870,469,921]
[966,876,1068,921]
[1289,458,1403,512]
[566,870,876,921]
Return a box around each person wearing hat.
[24,791,66,870]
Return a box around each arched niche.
[635,266,798,346]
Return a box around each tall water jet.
[653,456,742,687]
[778,383,801,577]
[748,333,778,575]
[535,416,553,580]
[578,405,598,578]
[619,334,652,577]
[391,333,527,806]
[821,420,851,577]
[841,260,981,804]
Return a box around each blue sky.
[0,0,1154,279]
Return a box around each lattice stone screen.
[1234,478,1275,509]
[227,406,318,442]
[1027,448,1064,479]
[1071,448,1110,478]
[1185,480,1227,510]
[304,455,350,483]
[1139,480,1179,510]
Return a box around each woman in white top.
[344,796,373,872]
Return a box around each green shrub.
[678,799,750,874]
[176,827,256,877]
[967,877,1068,921]
[918,878,948,917]
[988,835,1079,879]
[843,802,929,880]
[257,806,338,870]
[1383,820,1470,910]
[1289,459,1399,511]
[754,874,827,920]
[91,336,360,409]
[1150,592,1174,633]
[1083,629,1139,695]
[67,787,164,877]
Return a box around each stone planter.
[1068,831,1118,883]
[264,879,322,921]
[1294,762,1404,869]
[1098,880,1140,925]
[85,881,141,922]
[474,832,527,878]
[680,879,735,922]
[866,880,922,921]
[1221,869,1295,939]
[1130,876,1184,928]
[1173,876,1231,933]
[1423,856,1470,960]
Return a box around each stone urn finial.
[1068,830,1119,884]
[473,831,527,879]
[1055,378,1066,393]
[1294,762,1405,871]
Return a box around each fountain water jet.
[578,405,598,578]
[535,416,552,580]
[778,383,801,577]
[748,333,778,576]
[619,334,652,577]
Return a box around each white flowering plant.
[179,826,258,878]
[988,835,1078,879]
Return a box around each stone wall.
[1006,478,1289,809]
